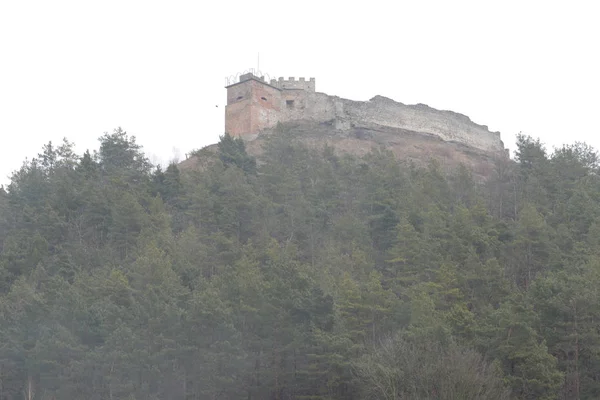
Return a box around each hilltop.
[181,73,508,179]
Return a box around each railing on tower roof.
[225,69,316,91]
[225,69,276,86]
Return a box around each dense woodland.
[1,126,600,399]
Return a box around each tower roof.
[225,73,280,90]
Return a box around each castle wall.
[280,92,336,122]
[275,93,503,153]
[227,82,253,105]
[338,96,504,152]
[225,100,253,136]
[250,81,282,133]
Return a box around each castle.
[225,73,316,138]
[225,72,507,156]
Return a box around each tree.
[476,299,563,399]
[353,333,510,400]
[217,133,257,175]
[385,216,436,289]
[97,127,153,182]
[509,204,555,290]
[530,264,600,400]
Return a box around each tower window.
[261,97,267,101]
[286,100,295,108]
[236,96,243,101]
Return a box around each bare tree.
[353,334,510,400]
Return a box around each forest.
[1,126,600,399]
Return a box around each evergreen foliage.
[1,129,599,399]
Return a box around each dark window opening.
[236,96,243,101]
[286,100,295,108]
[261,97,267,101]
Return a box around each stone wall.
[275,92,504,154]
[338,96,505,153]
[280,92,336,123]
[270,77,316,92]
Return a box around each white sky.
[1,0,599,186]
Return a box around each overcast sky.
[1,1,599,186]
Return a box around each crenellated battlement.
[270,77,316,92]
[229,72,316,92]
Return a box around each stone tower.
[225,72,316,138]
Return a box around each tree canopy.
[1,129,599,399]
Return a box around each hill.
[1,128,599,399]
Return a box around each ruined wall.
[338,96,504,152]
[275,92,504,153]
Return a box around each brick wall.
[225,79,282,137]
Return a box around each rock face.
[224,72,508,157]
[181,119,505,182]
[245,121,504,181]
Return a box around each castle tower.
[225,72,316,137]
[225,73,282,137]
